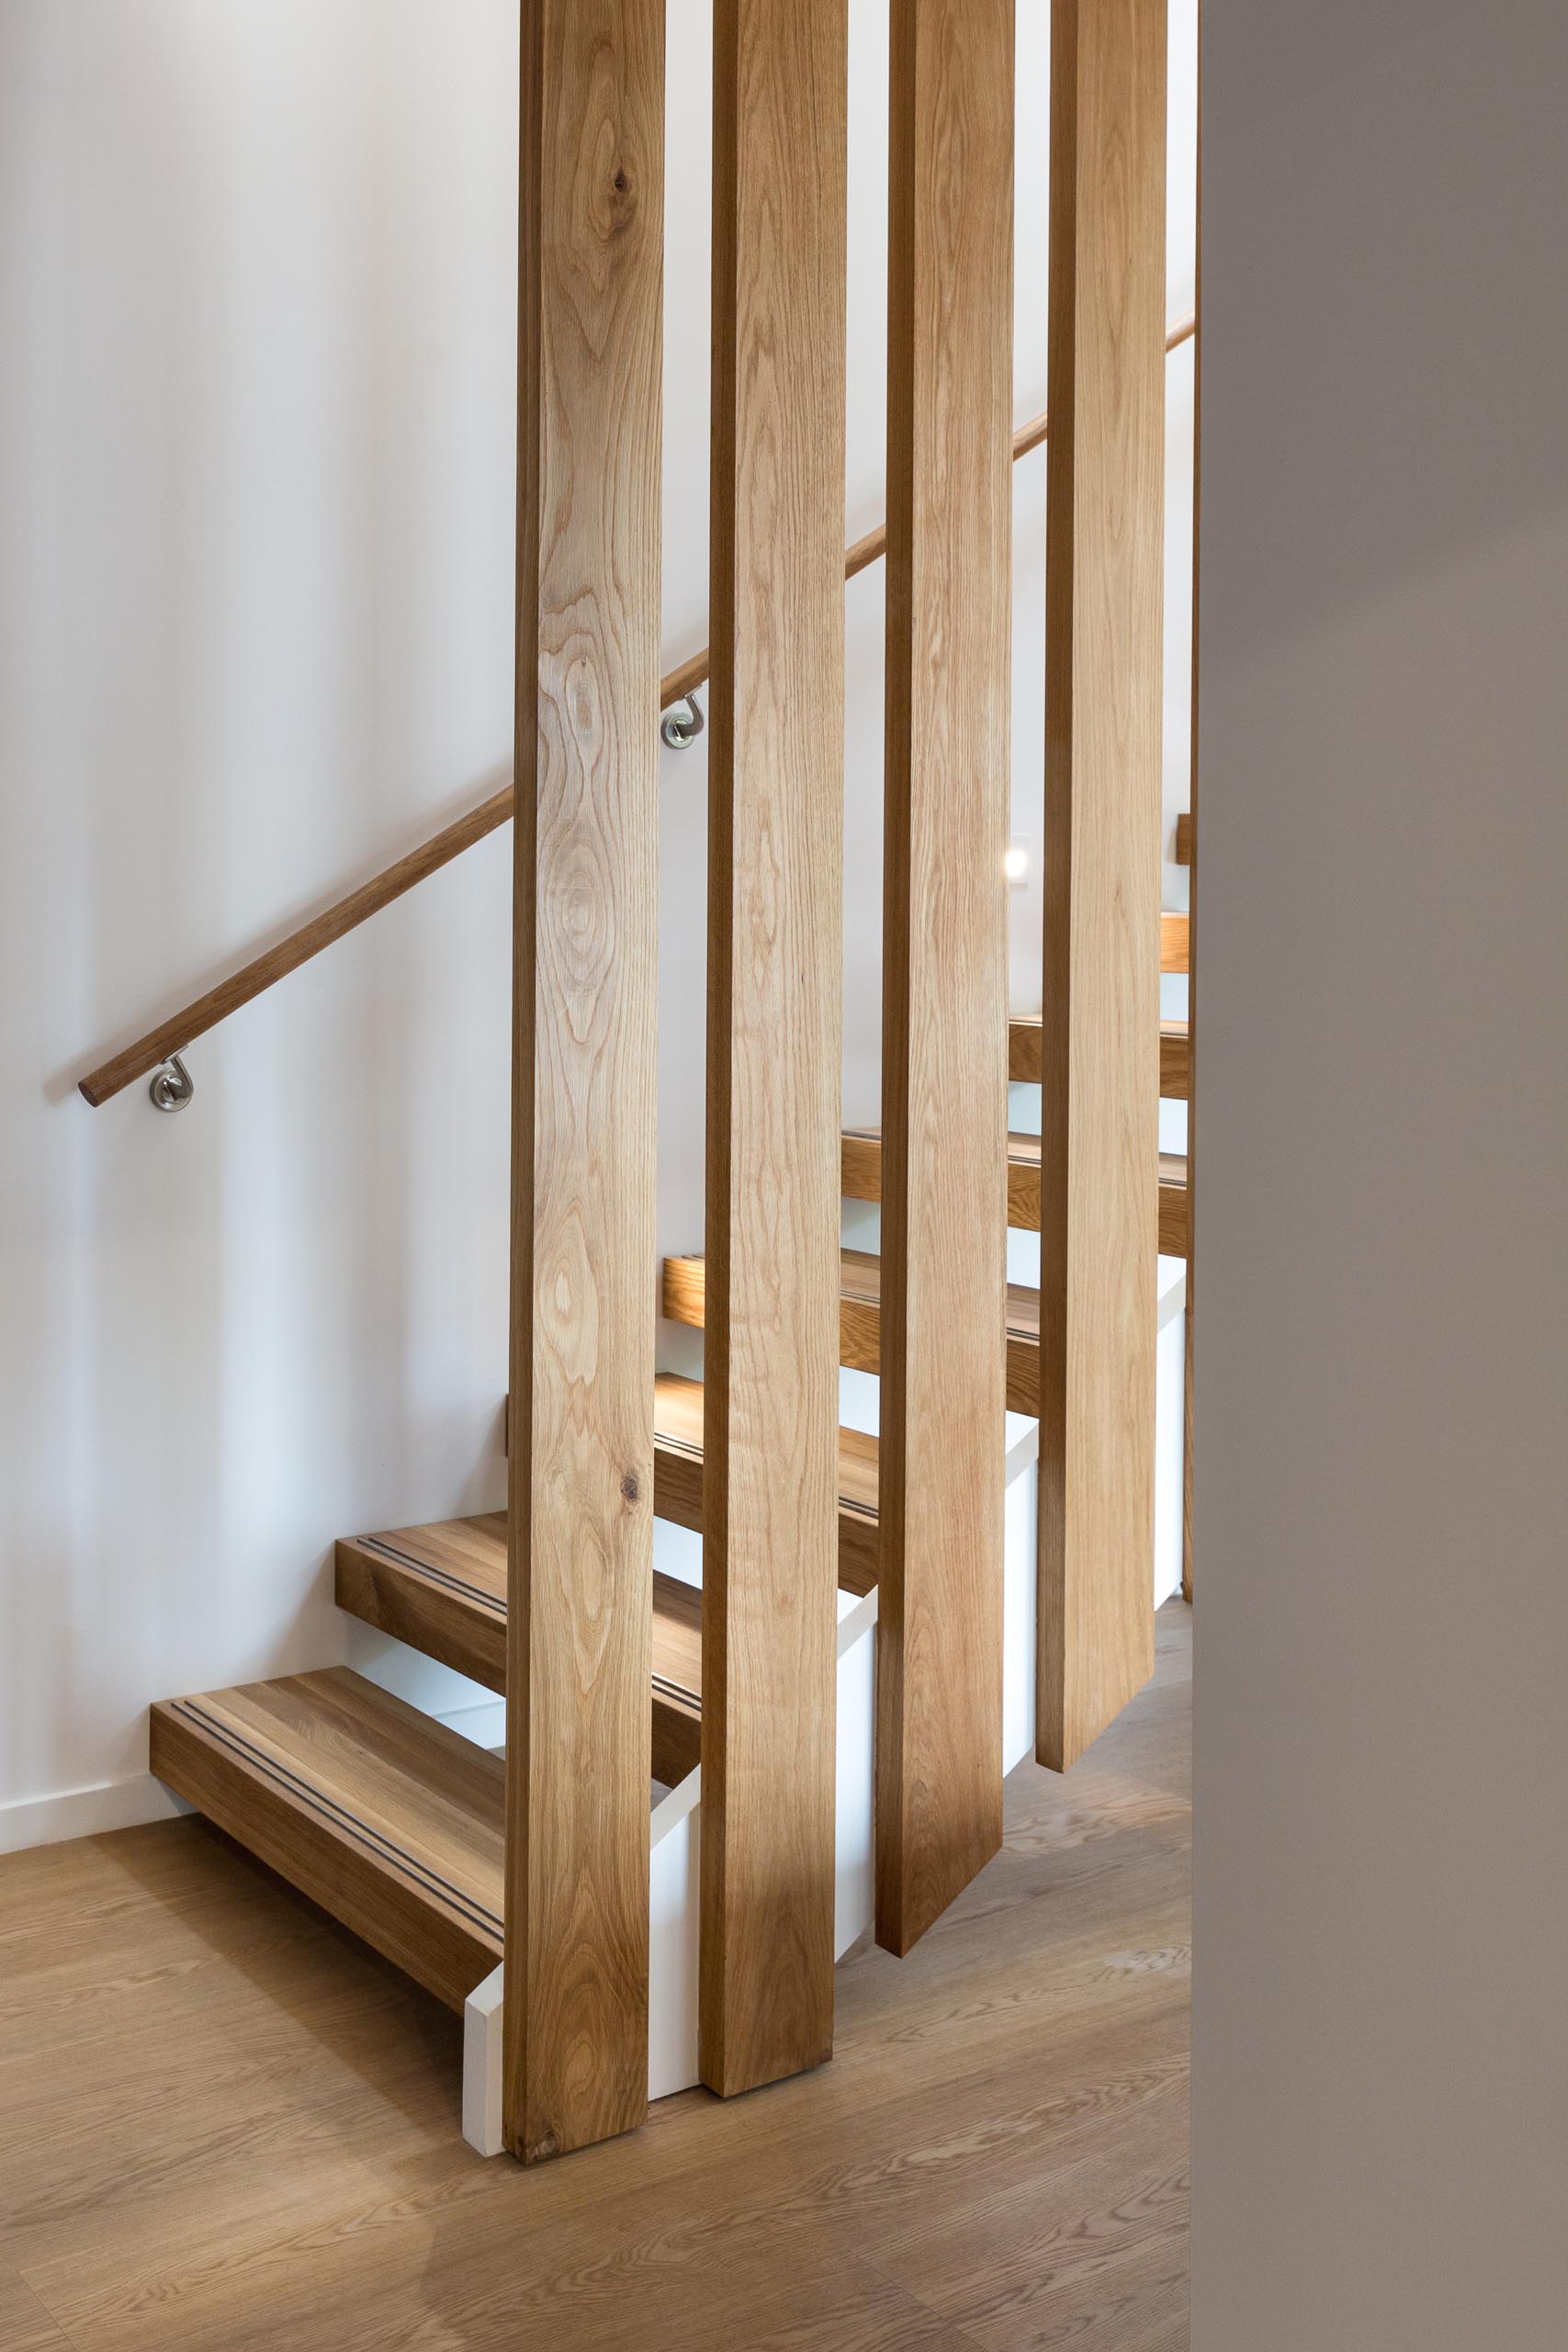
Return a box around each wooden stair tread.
[149,1667,503,2012]
[1009,1012,1190,1096]
[334,1516,704,1788]
[840,1128,1190,1255]
[664,1250,1043,1416]
[650,1374,879,1597]
[337,1367,879,1781]
[838,1249,1042,1339]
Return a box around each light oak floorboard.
[0,2273,76,2352]
[4,1607,1190,2352]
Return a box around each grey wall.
[1193,5,1568,2344]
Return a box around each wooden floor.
[0,1607,1190,2352]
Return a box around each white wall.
[2,1,525,1838]
[1193,4,1568,2343]
[1,1,1195,1840]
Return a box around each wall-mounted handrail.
[77,784,515,1104]
[78,311,1195,1108]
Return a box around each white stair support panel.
[462,1963,505,2159]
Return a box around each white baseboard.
[2,1692,507,1859]
[0,1773,194,1856]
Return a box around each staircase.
[85,0,1189,2167]
[149,970,1192,2108]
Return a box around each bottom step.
[150,1669,503,2012]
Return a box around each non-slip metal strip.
[361,1541,702,1711]
[357,1535,506,1616]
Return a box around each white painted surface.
[3,0,520,1833]
[1154,1297,1187,1609]
[645,1768,702,2105]
[461,1962,505,2160]
[2,1,1196,1833]
[0,1773,192,1857]
[1000,1460,1040,1775]
[830,1586,880,1956]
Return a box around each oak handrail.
[79,311,1195,1106]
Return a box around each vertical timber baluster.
[876,0,1015,1956]
[702,0,848,2098]
[1037,0,1168,1770]
[505,0,663,2163]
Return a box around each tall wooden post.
[876,0,1015,1956]
[702,0,848,2098]
[505,0,664,2163]
[1038,0,1168,1770]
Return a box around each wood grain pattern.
[1010,1012,1189,1096]
[1038,0,1168,1772]
[508,0,663,2163]
[1158,1163,1190,1258]
[840,1126,1189,1255]
[1161,910,1190,971]
[1010,311,1194,462]
[664,1250,1044,1417]
[843,1125,1043,1227]
[703,0,847,2099]
[1174,809,1192,866]
[0,2274,75,2352]
[653,1373,879,1601]
[0,1611,1190,2351]
[502,1372,881,1593]
[1160,1019,1191,1099]
[149,1669,504,2013]
[665,312,1194,707]
[876,0,1013,1957]
[333,1521,701,1788]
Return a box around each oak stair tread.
[149,1668,503,2013]
[501,1376,877,1591]
[334,1518,705,1789]
[1009,1012,1190,1097]
[840,1129,1190,1255]
[649,1373,879,1598]
[340,1372,877,1755]
[664,1248,1043,1418]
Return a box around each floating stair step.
[335,1521,703,1788]
[504,1376,877,1593]
[352,1369,878,1753]
[649,1373,879,1598]
[1159,1157,1190,1256]
[1008,1012,1190,1098]
[841,1129,1190,1256]
[664,1248,1043,1417]
[1175,811,1192,866]
[149,1668,502,2012]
